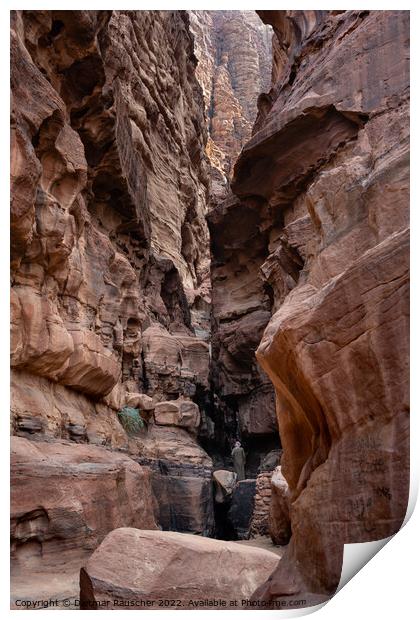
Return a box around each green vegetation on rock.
[117,406,145,435]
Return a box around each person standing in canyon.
[232,440,246,481]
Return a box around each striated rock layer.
[212,9,409,604]
[10,8,410,608]
[11,437,157,565]
[11,9,211,407]
[10,436,158,607]
[10,9,216,601]
[189,11,272,196]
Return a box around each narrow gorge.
[10,9,409,610]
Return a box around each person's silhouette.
[231,440,246,481]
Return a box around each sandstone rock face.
[136,421,214,536]
[268,466,291,546]
[11,370,129,448]
[80,528,280,609]
[139,424,212,467]
[139,457,214,536]
[142,325,210,399]
[11,10,210,404]
[209,196,279,465]
[189,11,272,194]
[11,9,410,609]
[227,480,257,540]
[154,398,200,431]
[212,9,409,604]
[11,437,157,586]
[10,8,216,597]
[11,6,211,396]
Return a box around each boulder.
[80,528,280,609]
[268,466,291,545]
[213,469,237,503]
[154,398,200,431]
[142,325,210,397]
[138,424,212,467]
[259,449,281,473]
[126,392,155,411]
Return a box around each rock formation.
[11,436,157,606]
[227,480,257,539]
[80,528,279,609]
[10,8,216,602]
[10,8,410,610]
[213,469,237,503]
[247,452,288,541]
[268,466,291,546]
[213,8,409,606]
[189,11,272,196]
[208,191,280,470]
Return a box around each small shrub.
[117,406,145,435]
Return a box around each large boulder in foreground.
[80,528,279,609]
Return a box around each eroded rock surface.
[189,11,272,195]
[10,8,216,598]
[11,437,157,605]
[208,193,280,469]
[249,471,272,538]
[268,466,291,546]
[80,528,279,609]
[227,479,257,540]
[212,9,409,604]
[138,456,214,536]
[11,10,211,397]
[10,8,410,609]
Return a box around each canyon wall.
[10,9,410,609]
[187,10,279,473]
[189,10,272,198]
[10,9,216,598]
[187,12,277,473]
[212,9,409,604]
